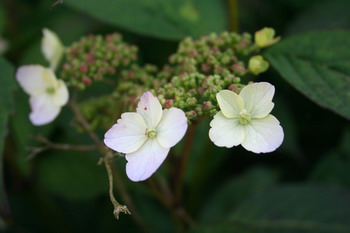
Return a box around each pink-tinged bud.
[232,63,246,75]
[63,63,70,71]
[236,39,248,49]
[202,101,212,110]
[105,34,114,42]
[86,53,95,65]
[163,99,174,109]
[201,64,210,72]
[70,48,78,56]
[228,84,239,93]
[211,47,219,53]
[82,77,92,86]
[80,65,88,73]
[108,67,116,74]
[198,87,206,95]
[129,96,137,105]
[215,66,224,73]
[189,50,197,57]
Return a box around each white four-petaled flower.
[16,65,69,126]
[104,91,188,182]
[41,28,65,70]
[209,82,284,153]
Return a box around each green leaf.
[65,0,227,40]
[228,185,350,233]
[200,166,278,222]
[287,0,350,35]
[192,185,350,233]
[36,151,108,201]
[264,31,350,120]
[309,129,350,187]
[0,57,16,218]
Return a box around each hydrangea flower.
[255,27,280,48]
[209,82,284,153]
[104,91,188,182]
[41,28,65,70]
[16,65,69,126]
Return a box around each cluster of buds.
[60,33,138,89]
[60,28,278,129]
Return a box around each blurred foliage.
[0,0,349,233]
[265,31,350,120]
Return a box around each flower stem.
[68,97,147,229]
[174,123,197,206]
[227,0,239,32]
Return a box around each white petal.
[16,65,56,96]
[104,113,148,154]
[216,90,244,118]
[52,80,69,106]
[241,115,284,153]
[136,91,163,128]
[209,111,245,148]
[29,95,61,125]
[239,82,275,118]
[125,139,169,182]
[41,28,65,70]
[156,108,188,148]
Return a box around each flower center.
[146,128,157,139]
[239,109,251,125]
[46,87,56,95]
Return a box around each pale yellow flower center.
[46,87,56,95]
[239,109,251,125]
[146,128,157,139]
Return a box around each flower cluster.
[16,28,69,125]
[60,33,138,89]
[16,27,284,183]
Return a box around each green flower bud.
[255,27,280,48]
[248,55,269,75]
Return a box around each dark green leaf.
[265,31,350,120]
[229,185,350,233]
[0,57,16,218]
[200,166,278,222]
[287,0,350,35]
[65,0,227,40]
[309,129,350,187]
[36,151,108,201]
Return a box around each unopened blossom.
[209,82,283,153]
[255,27,280,48]
[104,91,188,182]
[16,65,69,125]
[41,28,65,70]
[248,55,269,75]
[0,35,9,55]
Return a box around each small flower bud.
[248,55,269,75]
[255,27,280,48]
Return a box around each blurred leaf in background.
[65,0,228,40]
[265,31,350,120]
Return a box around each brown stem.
[68,98,147,229]
[27,135,97,160]
[174,123,197,205]
[227,0,239,32]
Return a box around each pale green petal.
[104,112,148,154]
[241,115,284,153]
[41,28,65,70]
[51,80,69,107]
[209,111,245,148]
[216,90,244,118]
[16,65,56,96]
[239,82,275,118]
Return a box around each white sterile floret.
[104,91,188,182]
[209,82,284,153]
[16,65,69,126]
[41,28,65,70]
